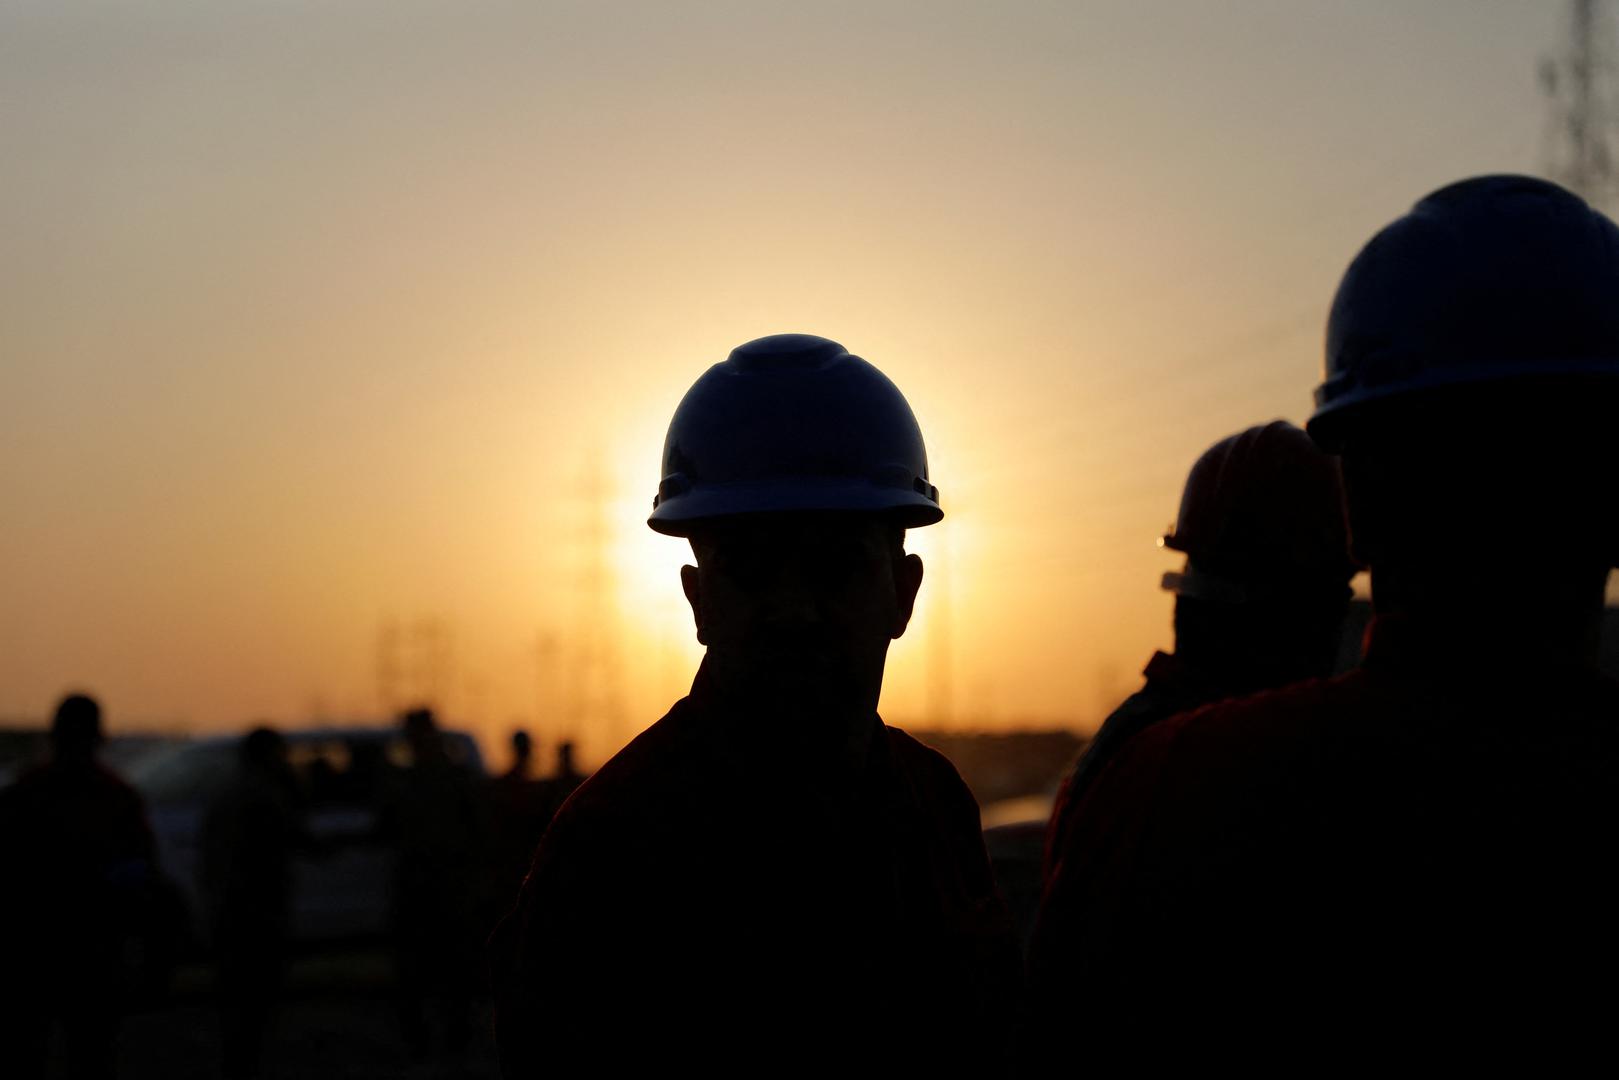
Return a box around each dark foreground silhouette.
[1029,176,1619,1064]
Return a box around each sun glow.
[5,0,1535,752]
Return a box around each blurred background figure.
[489,729,547,901]
[503,729,535,783]
[0,693,159,1079]
[381,706,491,1062]
[1044,420,1354,860]
[200,726,307,1080]
[537,739,584,822]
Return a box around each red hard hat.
[1160,421,1353,599]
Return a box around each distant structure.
[533,630,561,744]
[564,456,624,753]
[375,615,456,716]
[1542,0,1619,208]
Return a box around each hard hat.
[1159,421,1353,600]
[1309,175,1619,450]
[648,334,942,536]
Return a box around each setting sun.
[1,0,1591,770]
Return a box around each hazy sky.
[0,1,1591,762]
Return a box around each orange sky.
[2,1,1610,766]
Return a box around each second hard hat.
[1160,421,1353,599]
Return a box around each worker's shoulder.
[99,762,150,807]
[1115,671,1375,787]
[1094,681,1190,741]
[4,760,138,799]
[1176,670,1372,740]
[1160,662,1619,753]
[0,761,47,796]
[884,724,959,772]
[882,725,977,806]
[547,699,709,829]
[1053,676,1372,839]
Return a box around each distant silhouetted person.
[535,738,583,821]
[0,693,156,1079]
[381,707,490,1060]
[490,335,1020,1073]
[1040,421,1353,864]
[201,726,307,1079]
[1026,176,1619,1063]
[505,730,534,781]
[489,729,547,899]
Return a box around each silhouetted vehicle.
[129,726,485,949]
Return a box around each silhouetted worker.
[381,707,490,1060]
[201,726,306,1079]
[1042,421,1354,862]
[0,693,156,1079]
[1026,176,1619,1062]
[491,334,1020,1073]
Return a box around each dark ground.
[112,951,500,1080]
[8,728,1084,1078]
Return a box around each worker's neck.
[1170,644,1317,701]
[1370,559,1609,666]
[698,659,882,781]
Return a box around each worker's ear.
[680,564,707,645]
[890,553,923,639]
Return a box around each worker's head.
[1160,422,1355,686]
[680,512,923,715]
[651,335,940,718]
[50,692,103,767]
[1308,176,1619,614]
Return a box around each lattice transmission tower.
[561,455,625,756]
[1542,0,1619,209]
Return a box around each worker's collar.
[1142,649,1245,702]
[684,657,888,790]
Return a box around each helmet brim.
[647,479,943,537]
[1308,357,1619,452]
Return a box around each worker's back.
[1033,615,1619,1049]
